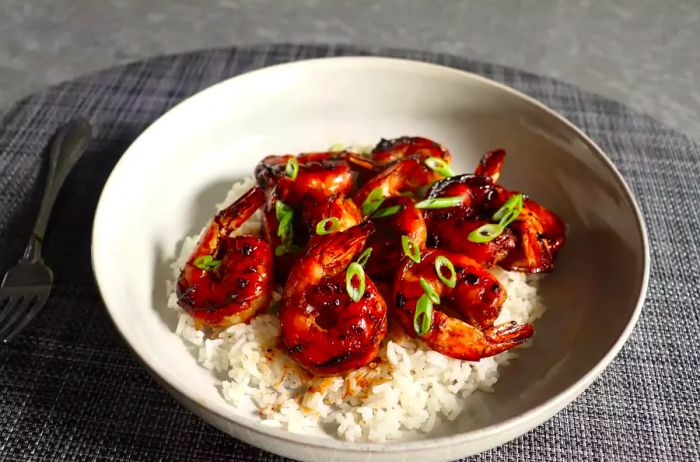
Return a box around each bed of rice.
[165,177,545,442]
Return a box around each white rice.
[165,177,546,442]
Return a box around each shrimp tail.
[474,149,506,183]
[482,321,535,356]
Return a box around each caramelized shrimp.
[255,153,353,206]
[424,174,517,267]
[354,155,447,210]
[496,192,566,273]
[424,149,566,272]
[371,137,452,164]
[279,222,388,375]
[364,196,427,281]
[393,249,534,360]
[177,186,273,329]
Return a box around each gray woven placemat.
[0,44,698,461]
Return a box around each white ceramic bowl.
[92,57,649,461]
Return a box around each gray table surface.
[1,0,699,142]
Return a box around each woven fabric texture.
[0,44,698,461]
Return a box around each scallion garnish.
[193,255,222,271]
[329,143,344,152]
[356,247,372,267]
[285,157,299,180]
[419,277,440,304]
[413,293,433,336]
[467,223,502,243]
[401,235,421,263]
[467,193,523,243]
[315,217,340,235]
[415,196,463,209]
[275,200,295,254]
[434,255,457,288]
[424,157,455,177]
[492,194,523,222]
[362,187,385,216]
[346,262,366,302]
[371,204,403,218]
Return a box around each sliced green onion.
[467,223,503,243]
[356,247,373,267]
[194,255,222,271]
[346,262,366,302]
[424,157,455,177]
[497,208,520,229]
[275,200,294,244]
[274,245,287,257]
[362,187,385,216]
[415,196,463,209]
[329,143,344,152]
[419,277,440,304]
[401,235,421,263]
[413,293,433,336]
[434,255,457,288]
[492,193,523,222]
[274,243,302,257]
[285,157,299,180]
[315,217,340,235]
[371,204,403,218]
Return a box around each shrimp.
[263,189,362,280]
[393,248,534,360]
[424,174,516,267]
[424,149,566,272]
[279,222,388,375]
[255,152,354,206]
[363,195,427,281]
[371,136,452,164]
[176,186,273,329]
[354,155,447,210]
[497,192,566,273]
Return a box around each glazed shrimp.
[363,195,427,281]
[263,189,362,280]
[424,149,566,272]
[393,248,534,360]
[177,186,273,329]
[255,153,354,206]
[371,136,452,164]
[424,174,517,267]
[354,155,448,210]
[279,222,388,376]
[496,191,566,273]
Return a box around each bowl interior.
[92,58,646,448]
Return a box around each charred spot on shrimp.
[465,273,480,284]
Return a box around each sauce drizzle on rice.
[166,176,547,442]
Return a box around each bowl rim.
[91,56,650,453]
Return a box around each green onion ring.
[285,157,299,180]
[356,247,373,267]
[467,223,503,243]
[315,217,340,235]
[193,255,222,271]
[362,187,385,216]
[415,196,463,209]
[346,262,366,302]
[434,255,457,288]
[424,156,455,177]
[419,277,440,304]
[401,235,421,263]
[413,293,433,336]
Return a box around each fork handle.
[24,119,92,261]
